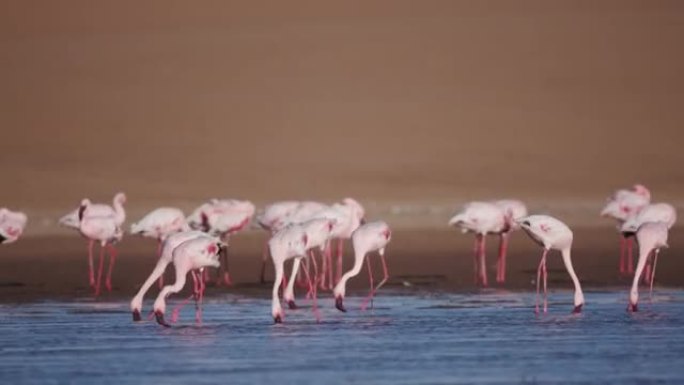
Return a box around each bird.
[269,224,312,323]
[492,199,528,283]
[130,207,190,287]
[448,202,510,287]
[628,222,669,312]
[130,230,208,321]
[282,218,336,309]
[517,215,584,314]
[600,184,651,275]
[59,192,126,288]
[620,203,676,284]
[152,236,225,327]
[333,221,391,313]
[0,208,28,244]
[77,199,123,296]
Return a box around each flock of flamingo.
[0,183,676,326]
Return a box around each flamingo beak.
[132,309,142,322]
[274,314,283,324]
[0,234,6,244]
[287,300,298,310]
[335,296,347,312]
[572,304,583,314]
[155,311,171,327]
[627,303,638,312]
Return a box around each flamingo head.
[335,295,347,313]
[114,192,127,205]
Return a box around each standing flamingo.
[620,203,676,284]
[333,221,391,313]
[628,222,669,312]
[269,224,313,323]
[77,199,123,296]
[517,215,584,314]
[600,184,651,275]
[130,207,189,288]
[448,202,509,287]
[0,208,28,244]
[282,218,336,309]
[152,236,225,327]
[492,199,528,283]
[130,230,208,321]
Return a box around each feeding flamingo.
[600,184,651,275]
[448,202,509,287]
[77,199,123,296]
[130,230,208,321]
[517,215,584,314]
[333,221,391,313]
[628,222,669,312]
[152,236,226,327]
[0,208,28,244]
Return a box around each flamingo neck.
[112,198,126,225]
[153,267,188,313]
[131,259,171,311]
[334,249,366,298]
[630,242,653,306]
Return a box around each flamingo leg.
[479,234,488,287]
[361,256,374,311]
[336,238,344,284]
[157,239,165,289]
[497,233,508,283]
[217,245,231,286]
[319,241,329,290]
[619,236,626,276]
[196,270,206,325]
[650,249,659,302]
[94,244,105,297]
[260,240,269,284]
[105,245,117,292]
[627,237,634,274]
[171,271,199,323]
[309,250,319,298]
[542,254,548,313]
[361,252,389,311]
[473,236,480,285]
[301,257,320,322]
[327,241,334,290]
[87,240,95,288]
[535,249,548,314]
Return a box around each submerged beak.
[335,296,347,312]
[274,314,283,324]
[627,303,638,312]
[287,300,298,310]
[155,311,171,327]
[572,304,583,314]
[132,309,142,322]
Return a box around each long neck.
[334,248,366,297]
[112,198,125,225]
[561,248,584,306]
[130,259,170,311]
[630,241,652,305]
[283,257,301,301]
[153,266,187,313]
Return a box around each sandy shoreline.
[1,226,681,304]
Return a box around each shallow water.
[1,290,683,384]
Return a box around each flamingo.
[269,224,314,323]
[492,199,528,283]
[600,184,651,275]
[333,221,391,313]
[59,192,126,288]
[130,207,190,288]
[448,202,509,287]
[77,199,123,296]
[628,222,669,312]
[130,230,208,321]
[0,208,28,244]
[620,203,676,284]
[282,218,336,309]
[517,215,584,314]
[152,236,225,327]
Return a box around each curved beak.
[335,296,347,312]
[155,311,171,327]
[572,304,583,314]
[627,303,638,312]
[132,309,142,322]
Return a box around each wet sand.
[1,226,681,303]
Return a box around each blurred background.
[1,0,683,229]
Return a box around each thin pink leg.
[479,234,488,287]
[627,237,634,274]
[535,249,548,314]
[327,241,334,290]
[171,271,199,323]
[650,250,659,302]
[94,244,105,297]
[497,234,508,283]
[196,271,206,324]
[105,245,117,292]
[361,253,389,311]
[260,240,269,283]
[319,242,329,290]
[473,236,480,284]
[361,256,374,311]
[157,239,165,289]
[619,236,626,275]
[336,239,344,284]
[301,257,321,322]
[87,240,95,288]
[306,251,319,299]
[542,255,548,313]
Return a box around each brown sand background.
[0,1,682,302]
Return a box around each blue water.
[1,290,683,384]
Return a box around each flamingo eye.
[522,220,531,227]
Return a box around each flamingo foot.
[335,296,347,312]
[132,309,142,322]
[155,311,171,327]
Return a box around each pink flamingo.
[130,230,208,321]
[492,199,528,283]
[130,207,190,288]
[448,202,509,287]
[256,201,302,283]
[59,192,126,288]
[518,215,584,314]
[600,184,651,275]
[628,222,669,312]
[282,218,336,309]
[333,221,391,313]
[0,208,28,244]
[77,199,123,296]
[152,236,225,327]
[621,203,676,284]
[269,224,315,323]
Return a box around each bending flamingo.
[153,236,226,327]
[130,230,208,321]
[0,208,28,244]
[333,221,391,313]
[77,199,123,296]
[628,222,669,312]
[517,215,584,314]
